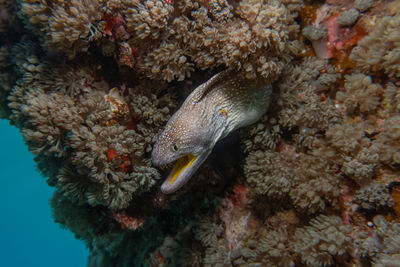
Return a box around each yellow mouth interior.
[169,154,197,184]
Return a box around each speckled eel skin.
[152,70,272,194]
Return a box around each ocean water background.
[0,120,88,267]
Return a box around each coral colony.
[0,0,399,266]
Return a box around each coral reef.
[244,149,341,213]
[1,0,400,266]
[102,0,302,82]
[0,45,14,118]
[6,38,174,209]
[354,0,374,12]
[356,215,400,266]
[337,9,359,27]
[293,215,353,267]
[302,25,327,42]
[354,182,394,210]
[18,0,103,57]
[336,73,381,114]
[238,228,293,266]
[349,7,400,78]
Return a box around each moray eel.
[152,70,272,194]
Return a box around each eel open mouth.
[161,154,199,194]
[169,154,197,185]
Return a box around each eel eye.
[171,143,179,152]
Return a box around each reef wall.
[1,0,400,266]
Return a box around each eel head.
[151,109,227,194]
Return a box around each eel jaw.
[161,152,209,194]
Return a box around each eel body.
[152,70,272,194]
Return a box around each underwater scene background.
[0,120,87,267]
[0,0,399,266]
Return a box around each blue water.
[0,120,88,267]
